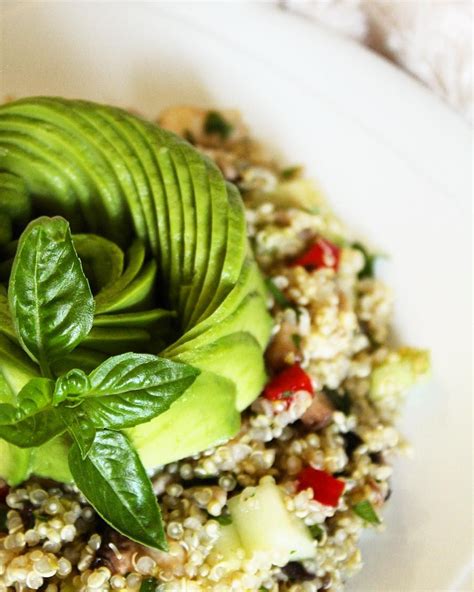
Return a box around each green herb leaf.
[308,524,324,541]
[53,368,91,406]
[8,217,94,375]
[352,242,376,279]
[62,407,97,459]
[80,353,199,429]
[214,514,232,526]
[291,333,302,350]
[352,500,381,524]
[265,278,293,309]
[204,111,233,139]
[68,429,167,550]
[0,377,55,425]
[324,389,351,415]
[0,376,62,449]
[281,165,303,180]
[140,577,158,592]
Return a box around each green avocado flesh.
[0,97,272,485]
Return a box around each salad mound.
[0,101,429,591]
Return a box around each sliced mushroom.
[265,320,301,372]
[301,392,333,430]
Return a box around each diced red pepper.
[296,467,345,507]
[292,237,341,271]
[263,363,313,405]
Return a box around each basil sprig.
[8,217,95,377]
[0,216,200,550]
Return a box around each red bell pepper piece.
[296,466,344,507]
[263,363,313,404]
[293,237,340,271]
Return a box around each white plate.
[1,3,472,591]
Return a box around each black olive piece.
[282,562,316,581]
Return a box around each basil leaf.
[81,353,199,429]
[0,378,55,425]
[63,407,96,459]
[0,408,65,448]
[0,377,65,446]
[352,500,381,524]
[8,217,94,375]
[68,429,166,550]
[53,369,91,406]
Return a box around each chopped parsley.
[214,513,232,526]
[265,278,293,309]
[140,577,158,592]
[324,389,351,415]
[308,523,324,541]
[281,165,303,180]
[291,333,302,350]
[352,500,381,524]
[352,242,376,279]
[204,111,233,139]
[259,587,269,592]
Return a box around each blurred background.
[280,0,473,122]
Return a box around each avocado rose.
[0,97,273,485]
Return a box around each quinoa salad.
[0,100,429,592]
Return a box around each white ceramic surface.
[1,3,472,591]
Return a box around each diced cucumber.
[228,476,316,566]
[370,347,430,401]
[208,523,245,572]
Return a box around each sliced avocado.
[174,332,266,411]
[0,97,273,483]
[72,233,124,293]
[29,435,72,483]
[194,182,247,325]
[0,440,31,486]
[0,334,39,397]
[168,291,272,356]
[127,371,240,470]
[94,259,157,314]
[0,172,31,223]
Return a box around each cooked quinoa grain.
[0,107,429,592]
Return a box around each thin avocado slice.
[94,259,157,314]
[0,334,39,396]
[195,181,248,324]
[174,332,267,411]
[0,133,83,227]
[0,441,31,486]
[94,238,146,313]
[93,308,176,328]
[168,291,272,360]
[50,347,107,375]
[154,143,184,306]
[127,371,240,470]
[82,326,151,355]
[72,234,124,294]
[70,102,159,254]
[168,142,197,313]
[0,172,31,223]
[29,435,73,483]
[0,105,127,237]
